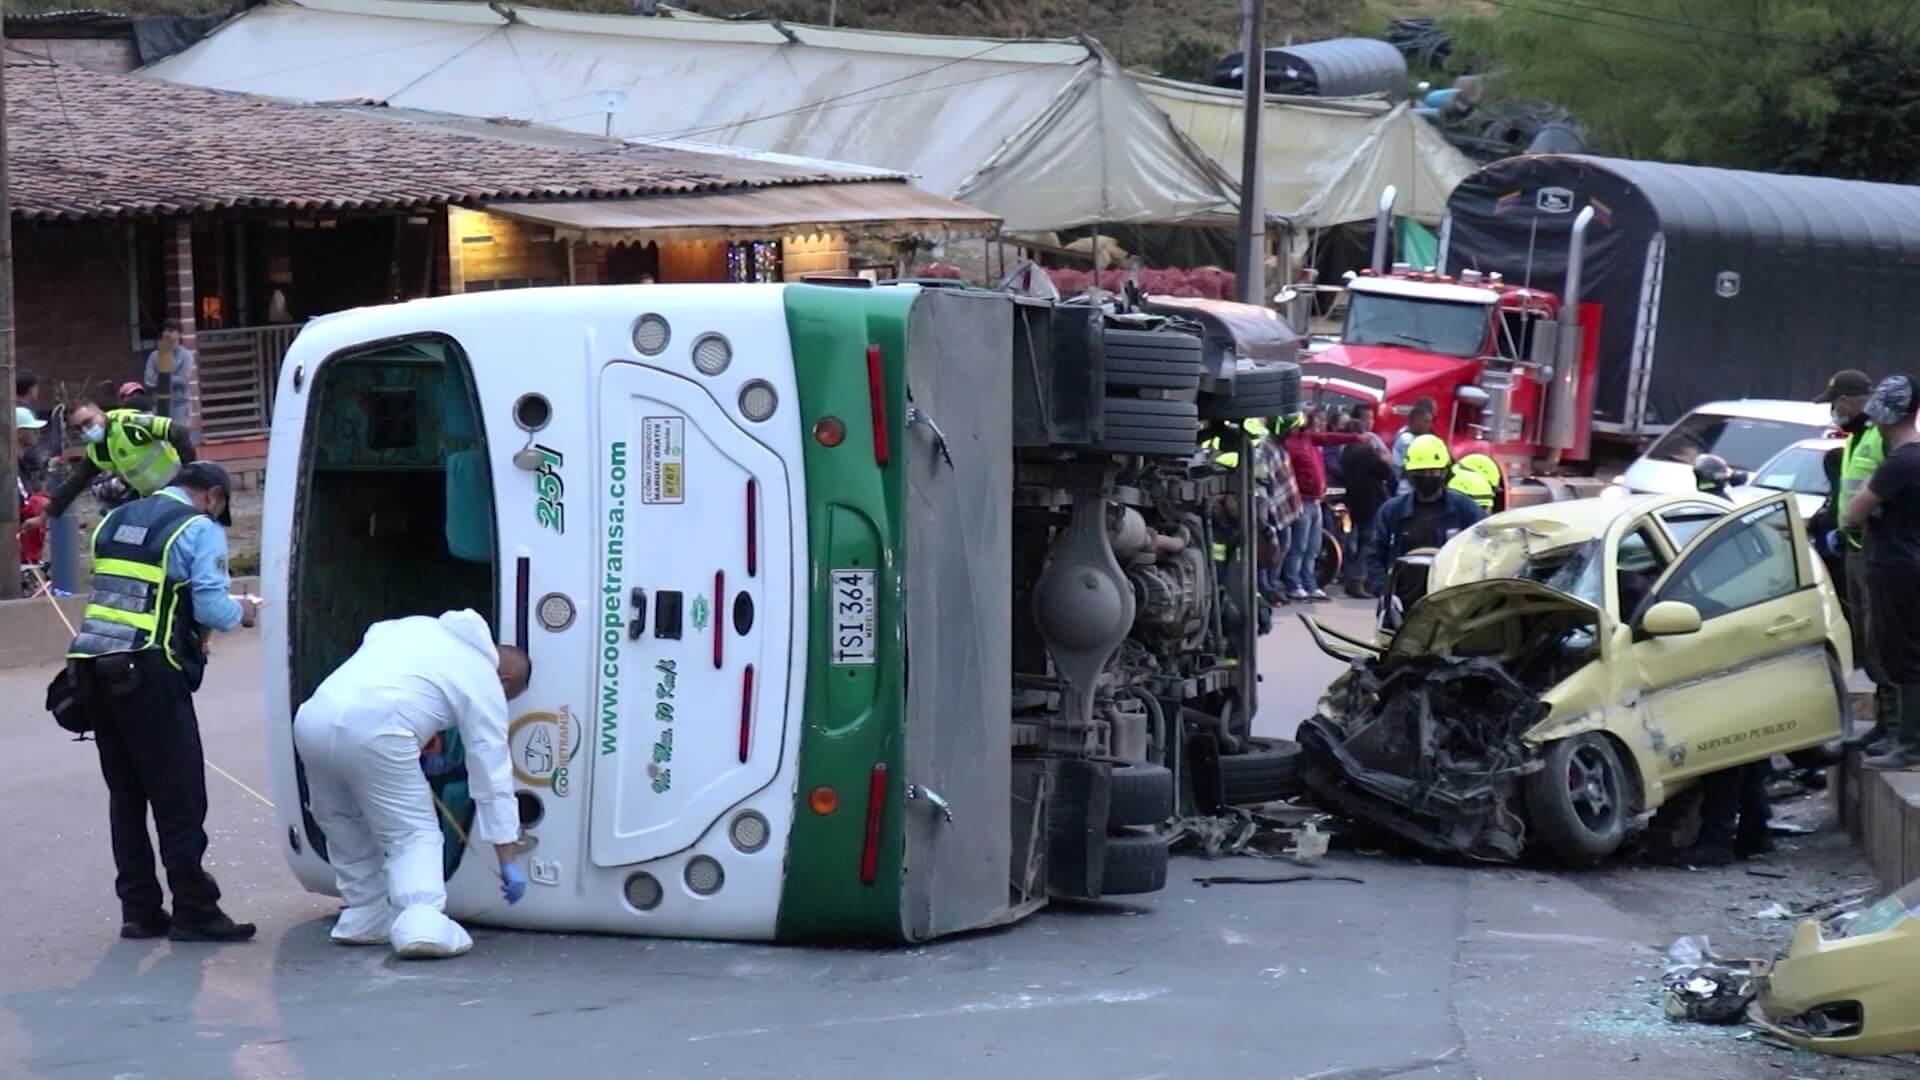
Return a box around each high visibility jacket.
[1210,417,1271,472]
[1836,425,1884,549]
[86,409,184,497]
[67,494,205,683]
[1448,464,1496,511]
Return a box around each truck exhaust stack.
[1371,186,1398,274]
[1544,206,1594,452]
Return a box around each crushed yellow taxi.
[1752,878,1920,1056]
[1300,491,1850,864]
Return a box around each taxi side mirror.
[1640,600,1702,637]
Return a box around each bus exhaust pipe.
[1543,206,1594,452]
[1371,186,1398,274]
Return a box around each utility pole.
[1235,0,1265,307]
[0,3,21,599]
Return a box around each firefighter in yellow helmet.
[1449,452,1503,513]
[1368,434,1487,613]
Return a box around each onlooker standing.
[15,368,48,493]
[1281,414,1366,602]
[144,321,196,428]
[1339,404,1396,598]
[1817,369,1890,751]
[1844,374,1920,771]
[1257,424,1303,604]
[15,407,50,567]
[1391,397,1439,494]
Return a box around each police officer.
[1693,453,1734,499]
[1449,452,1502,513]
[24,401,197,534]
[66,462,260,942]
[1816,369,1892,752]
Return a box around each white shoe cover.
[330,903,396,945]
[389,904,473,960]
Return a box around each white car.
[1611,399,1834,498]
[1729,437,1844,519]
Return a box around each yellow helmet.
[1404,433,1452,471]
[1457,452,1502,487]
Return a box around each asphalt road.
[0,607,1902,1080]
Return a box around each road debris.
[1752,902,1794,920]
[1166,807,1334,864]
[1661,936,1760,1026]
[1191,873,1365,888]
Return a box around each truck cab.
[1289,186,1603,502]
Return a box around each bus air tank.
[1544,206,1595,452]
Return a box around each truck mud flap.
[1041,757,1113,899]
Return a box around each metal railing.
[196,324,300,440]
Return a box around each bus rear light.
[738,664,754,763]
[860,763,887,885]
[813,416,846,447]
[739,380,778,422]
[808,786,839,815]
[685,856,725,896]
[712,571,725,669]
[744,479,758,577]
[730,810,770,853]
[623,871,663,911]
[632,314,671,356]
[691,332,733,376]
[865,344,890,466]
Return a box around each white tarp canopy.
[1140,76,1473,234]
[144,0,1240,234]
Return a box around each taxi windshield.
[1442,524,1604,607]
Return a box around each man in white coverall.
[293,610,533,958]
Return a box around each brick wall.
[13,221,137,403]
[8,37,139,74]
[161,220,203,435]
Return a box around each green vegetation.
[1444,0,1920,181]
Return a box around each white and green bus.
[260,281,1301,943]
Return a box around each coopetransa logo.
[510,706,580,796]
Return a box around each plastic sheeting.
[1212,38,1409,99]
[1139,77,1473,236]
[142,0,1238,234]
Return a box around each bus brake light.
[712,571,725,669]
[866,344,890,467]
[745,479,758,578]
[738,664,754,763]
[860,763,887,885]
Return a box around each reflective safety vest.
[86,410,183,497]
[1837,425,1884,549]
[1208,418,1274,561]
[1448,464,1496,511]
[67,494,204,680]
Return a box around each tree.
[1446,0,1920,178]
[1155,33,1223,82]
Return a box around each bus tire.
[1200,364,1302,420]
[1219,737,1305,805]
[1101,828,1170,895]
[1102,760,1174,828]
[1098,398,1200,456]
[1105,328,1203,357]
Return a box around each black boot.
[169,912,257,943]
[1847,687,1897,752]
[120,911,171,940]
[1863,685,1920,772]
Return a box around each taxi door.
[1626,493,1837,785]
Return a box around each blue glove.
[501,862,527,905]
[1821,529,1842,557]
[420,749,451,777]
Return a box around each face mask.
[81,424,106,445]
[1413,474,1447,499]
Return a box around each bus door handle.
[905,407,954,469]
[907,783,954,824]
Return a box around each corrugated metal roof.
[5,57,906,222]
[489,184,1001,241]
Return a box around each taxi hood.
[1386,579,1602,666]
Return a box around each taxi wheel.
[1524,733,1629,866]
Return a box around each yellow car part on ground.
[1752,879,1920,1056]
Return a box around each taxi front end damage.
[1298,580,1605,863]
[1753,878,1920,1057]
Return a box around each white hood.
[434,608,501,668]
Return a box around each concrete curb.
[1836,690,1920,888]
[0,575,261,671]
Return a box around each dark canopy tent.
[1444,155,1920,430]
[1212,38,1407,99]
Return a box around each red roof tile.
[4,56,898,221]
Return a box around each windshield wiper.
[1387,333,1437,348]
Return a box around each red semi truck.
[1292,154,1920,502]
